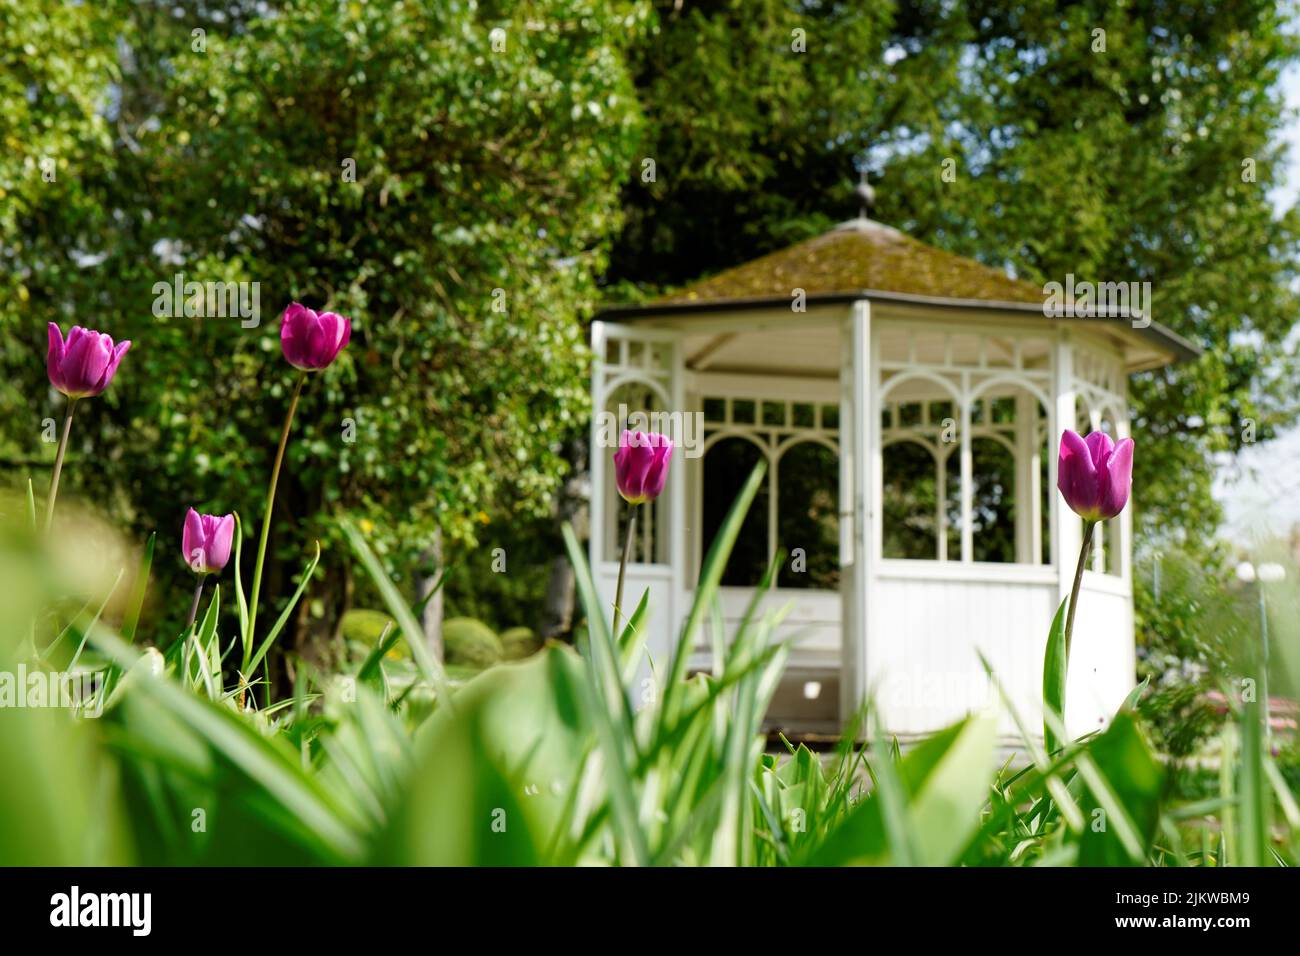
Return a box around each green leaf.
[190,584,222,699]
[67,568,125,672]
[662,460,767,725]
[232,513,250,665]
[341,518,450,703]
[1117,675,1150,714]
[806,714,998,866]
[388,645,590,864]
[1042,597,1069,756]
[1073,712,1163,866]
[89,626,365,862]
[246,542,320,676]
[1238,682,1269,867]
[617,589,650,686]
[356,621,399,685]
[120,532,154,644]
[562,523,650,866]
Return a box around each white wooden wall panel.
[692,587,841,670]
[872,571,1057,737]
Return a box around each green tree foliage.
[610,0,965,290]
[2,1,646,642]
[6,0,1299,669]
[0,0,118,463]
[930,0,1300,550]
[609,0,1300,557]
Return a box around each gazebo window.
[970,436,1016,562]
[878,326,1053,566]
[701,436,770,586]
[776,440,839,590]
[882,438,940,559]
[697,394,840,588]
[1073,356,1129,579]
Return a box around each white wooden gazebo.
[589,216,1199,742]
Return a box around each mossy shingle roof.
[597,217,1201,366]
[656,218,1044,306]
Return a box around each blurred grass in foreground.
[0,475,1296,866]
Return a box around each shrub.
[341,609,397,645]
[442,618,504,670]
[500,626,542,661]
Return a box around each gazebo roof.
[659,217,1043,306]
[598,218,1201,367]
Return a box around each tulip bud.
[46,323,131,399]
[614,430,673,505]
[1057,429,1134,522]
[182,508,235,575]
[280,302,351,371]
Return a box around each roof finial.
[854,168,876,220]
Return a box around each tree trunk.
[294,554,349,674]
[417,528,445,663]
[541,435,589,641]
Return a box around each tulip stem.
[186,580,206,631]
[1064,520,1096,662]
[613,512,636,639]
[44,398,77,533]
[247,373,307,669]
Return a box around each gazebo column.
[959,374,973,561]
[1114,409,1133,587]
[1014,392,1036,564]
[839,300,871,726]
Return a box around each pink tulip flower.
[183,508,235,575]
[1057,429,1134,522]
[614,430,673,505]
[46,323,131,398]
[280,302,351,371]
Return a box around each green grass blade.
[191,584,222,698]
[1042,597,1068,756]
[340,517,450,704]
[233,513,250,667]
[1238,681,1268,867]
[562,522,650,866]
[357,621,399,684]
[412,566,449,618]
[88,626,365,861]
[120,532,155,644]
[68,568,125,671]
[1118,676,1150,714]
[662,460,766,725]
[617,590,650,686]
[246,542,321,675]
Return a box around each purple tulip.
[280,302,351,371]
[614,430,673,505]
[1057,429,1134,522]
[183,508,235,575]
[47,323,131,398]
